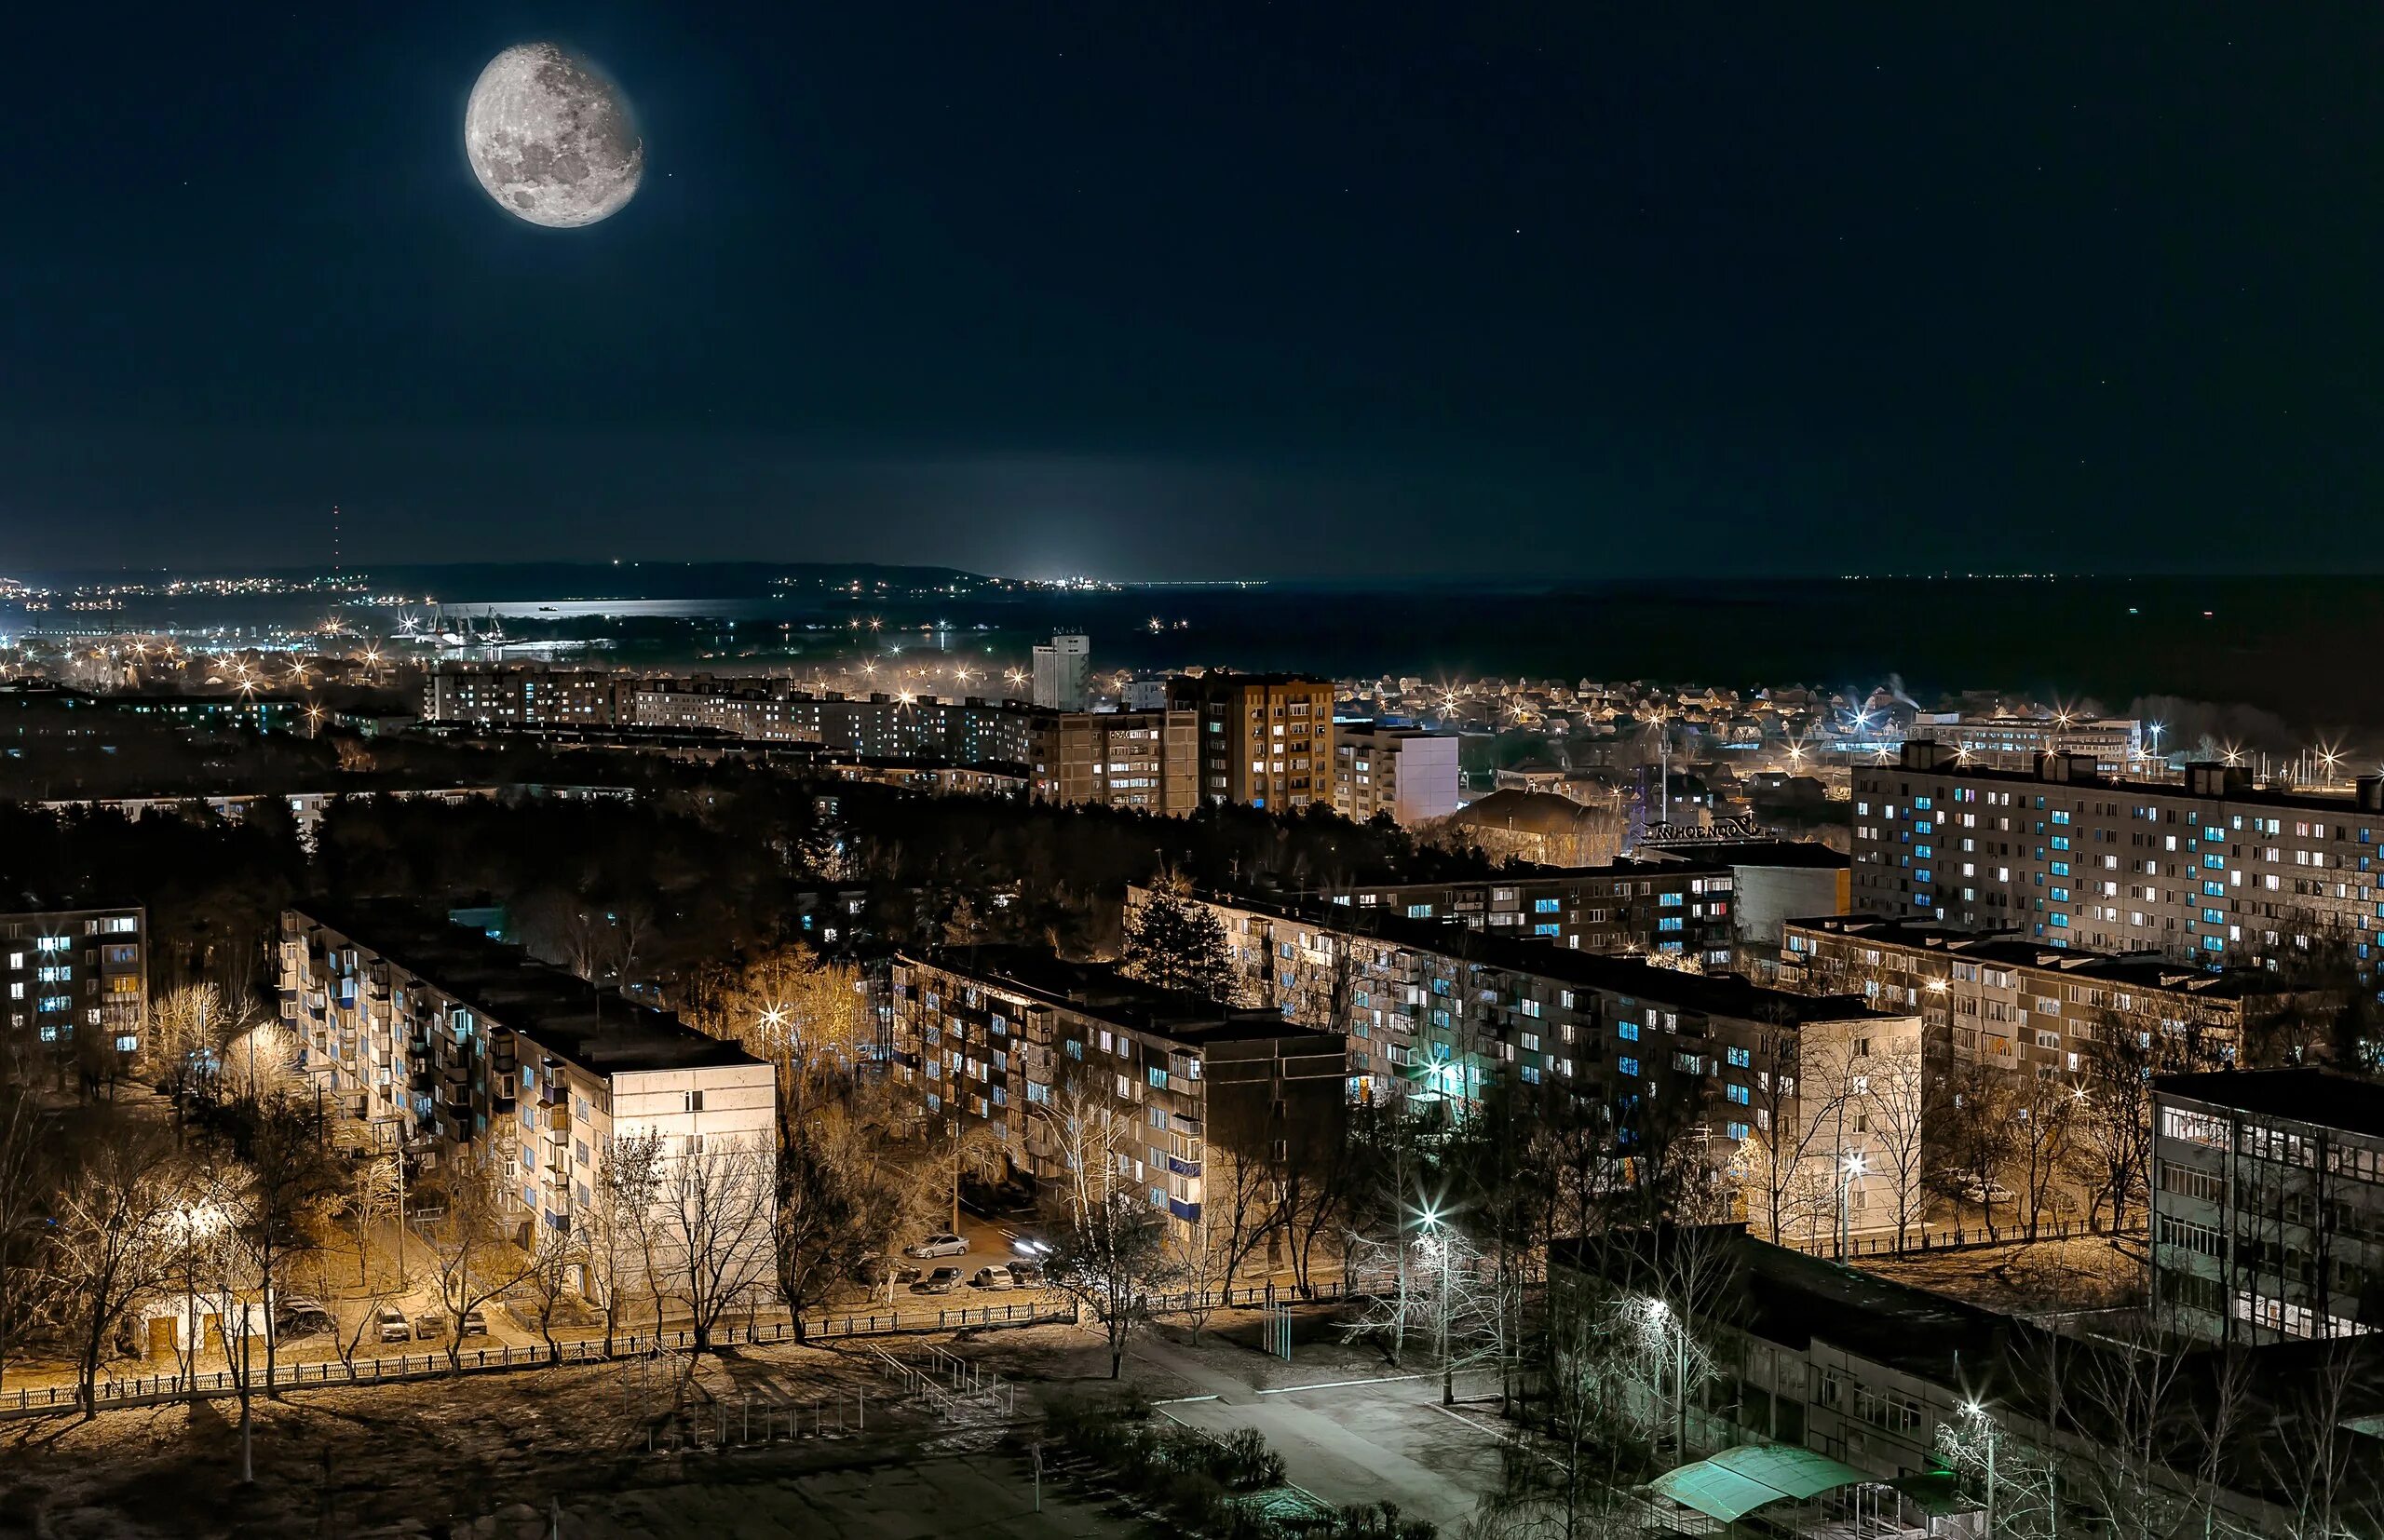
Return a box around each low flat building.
[1312,868,1737,965]
[278,905,775,1254]
[887,947,1346,1245]
[2151,1068,2384,1344]
[0,906,144,1078]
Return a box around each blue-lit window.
[1915,844,1933,859]
[1533,923,1559,937]
[1658,917,1684,933]
[1915,819,1934,835]
[1147,1066,1168,1088]
[2202,909,2223,925]
[2050,913,2070,928]
[1914,796,1933,811]
[2052,835,2070,851]
[2203,881,2225,898]
[2203,855,2225,870]
[1619,1021,1640,1041]
[1405,904,1433,919]
[1619,1056,1641,1077]
[1727,1045,1750,1067]
[1726,1083,1752,1106]
[2051,887,2069,902]
[2201,935,2225,953]
[1533,898,1560,913]
[2052,810,2070,824]
[1659,892,1684,908]
[1520,1065,1542,1085]
[1916,870,1932,885]
[2204,827,2223,843]
[1726,1121,1751,1142]
[2051,861,2070,877]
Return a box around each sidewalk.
[1131,1329,1506,1531]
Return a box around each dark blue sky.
[4,5,2380,578]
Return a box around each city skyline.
[7,6,2383,575]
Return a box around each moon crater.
[465,43,643,228]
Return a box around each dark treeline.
[0,763,1506,1006]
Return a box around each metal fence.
[2,1278,1363,1421]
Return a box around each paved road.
[1131,1333,1508,1533]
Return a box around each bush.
[1212,1426,1288,1492]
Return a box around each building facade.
[1851,744,2384,969]
[1312,870,1737,964]
[1135,887,1918,1233]
[887,948,1346,1244]
[1028,709,1198,814]
[1333,725,1460,827]
[1169,673,1335,810]
[1781,915,2259,1081]
[0,906,144,1078]
[2150,1069,2384,1344]
[278,906,775,1260]
[1032,632,1091,710]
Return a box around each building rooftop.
[2157,1068,2384,1139]
[1862,752,2384,818]
[1785,914,2289,998]
[1639,839,1849,871]
[900,945,1336,1047]
[292,902,765,1076]
[1186,887,1891,1026]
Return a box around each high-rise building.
[1031,632,1090,710]
[0,906,145,1078]
[1851,743,2384,969]
[2150,1068,2384,1344]
[1334,725,1459,826]
[1168,672,1335,810]
[1027,709,1198,815]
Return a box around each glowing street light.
[1837,1151,1867,1260]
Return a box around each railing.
[0,1300,1074,1421]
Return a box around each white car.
[969,1266,1016,1290]
[904,1232,968,1260]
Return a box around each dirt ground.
[0,1311,1341,1540]
[1862,1231,2149,1314]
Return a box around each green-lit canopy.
[1650,1444,1878,1523]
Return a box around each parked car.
[413,1312,449,1341]
[1960,1180,2017,1207]
[904,1232,969,1260]
[277,1297,335,1337]
[969,1266,1015,1290]
[1006,1260,1045,1288]
[376,1305,412,1344]
[910,1266,964,1295]
[458,1308,490,1339]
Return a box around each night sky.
[5,6,2381,579]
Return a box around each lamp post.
[1646,1295,1688,1454]
[1961,1398,1999,1535]
[1838,1151,1867,1261]
[1416,1201,1456,1406]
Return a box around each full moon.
[464,43,643,228]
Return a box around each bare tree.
[0,1089,46,1396]
[50,1127,183,1415]
[1860,1034,1929,1250]
[1043,1185,1183,1380]
[652,1135,775,1353]
[2010,1074,2079,1242]
[589,1128,664,1355]
[775,1089,929,1337]
[1935,1060,2020,1238]
[423,1155,535,1372]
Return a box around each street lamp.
[1959,1397,2000,1534]
[1838,1152,1867,1260]
[1410,1198,1457,1405]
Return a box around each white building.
[278,906,776,1290]
[1333,725,1459,826]
[1032,632,1091,710]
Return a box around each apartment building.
[279,906,775,1251]
[1333,725,1460,827]
[1169,673,1335,810]
[0,906,145,1075]
[1904,712,2142,775]
[1031,632,1090,710]
[1136,887,1918,1231]
[423,666,632,727]
[2150,1069,2384,1345]
[1851,744,2384,969]
[1781,915,2266,1080]
[1029,709,1198,814]
[887,948,1346,1243]
[1313,869,1737,965]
